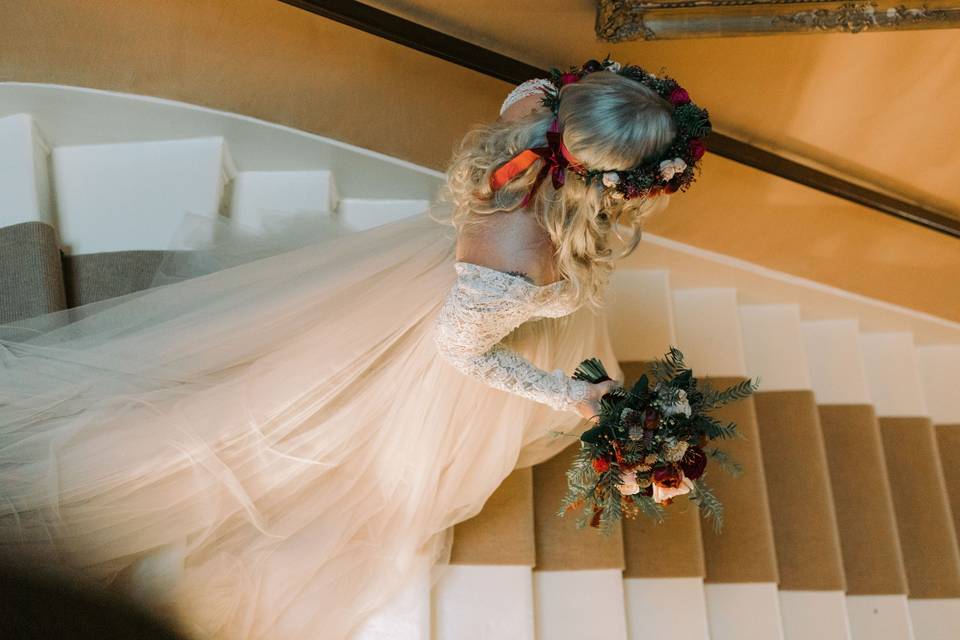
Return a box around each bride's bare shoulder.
[454,210,560,286]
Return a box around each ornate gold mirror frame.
[597,0,960,40]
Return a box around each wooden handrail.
[280,0,960,238]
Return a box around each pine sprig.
[649,345,687,383]
[698,377,760,411]
[690,478,725,534]
[632,493,666,523]
[706,448,743,477]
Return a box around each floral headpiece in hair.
[490,56,712,203]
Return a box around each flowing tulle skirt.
[0,206,622,639]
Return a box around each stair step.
[608,270,710,639]
[62,250,170,307]
[672,288,784,640]
[860,333,960,636]
[802,320,915,639]
[740,304,850,639]
[532,442,627,639]
[0,221,66,324]
[0,113,53,228]
[51,137,235,254]
[335,198,431,231]
[227,170,338,232]
[916,345,960,574]
[432,468,536,640]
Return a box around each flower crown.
[543,56,712,201]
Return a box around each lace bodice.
[499,78,554,117]
[431,261,591,413]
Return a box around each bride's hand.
[575,379,622,424]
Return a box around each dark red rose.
[592,457,610,473]
[679,446,707,480]
[560,72,580,86]
[643,407,660,430]
[669,87,690,105]
[582,59,603,73]
[689,139,706,161]
[652,465,683,488]
[623,183,641,199]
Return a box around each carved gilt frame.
[596,0,960,40]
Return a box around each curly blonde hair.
[431,71,678,314]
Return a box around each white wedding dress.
[0,197,623,638]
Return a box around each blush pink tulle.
[0,204,622,639]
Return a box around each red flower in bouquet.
[643,407,661,430]
[679,446,708,480]
[560,72,580,85]
[652,466,683,488]
[592,457,610,473]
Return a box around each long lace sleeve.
[431,265,592,413]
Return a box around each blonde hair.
[431,71,678,314]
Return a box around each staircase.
[3,83,960,640]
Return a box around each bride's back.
[454,209,562,286]
[453,91,563,287]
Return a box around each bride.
[0,59,709,638]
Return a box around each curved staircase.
[3,84,960,640]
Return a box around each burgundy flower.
[643,407,661,430]
[623,183,641,199]
[669,87,691,105]
[679,446,707,480]
[582,59,603,73]
[689,139,706,161]
[652,465,683,489]
[560,72,580,86]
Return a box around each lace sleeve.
[431,268,592,413]
[499,78,554,117]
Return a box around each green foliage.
[649,345,688,383]
[706,448,743,477]
[572,357,610,384]
[689,479,725,534]
[632,493,666,523]
[698,377,760,411]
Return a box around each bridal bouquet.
[558,347,759,535]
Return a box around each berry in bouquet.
[557,346,759,535]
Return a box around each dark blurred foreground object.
[0,560,190,639]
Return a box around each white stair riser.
[337,198,431,231]
[533,570,627,640]
[432,565,534,640]
[846,595,916,640]
[907,599,960,640]
[51,137,234,254]
[624,578,709,640]
[779,591,852,640]
[228,170,338,232]
[704,583,785,640]
[0,113,53,227]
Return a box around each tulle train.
[0,206,622,639]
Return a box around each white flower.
[601,171,620,187]
[886,7,898,17]
[616,469,640,495]
[662,388,692,418]
[652,475,695,504]
[659,158,688,181]
[606,61,622,72]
